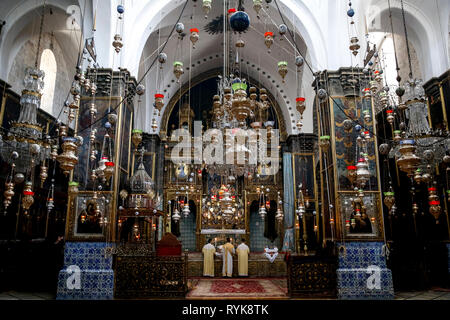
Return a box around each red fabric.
[211,280,265,294]
[264,31,273,37]
[190,28,199,33]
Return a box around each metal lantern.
[264,31,274,51]
[22,181,35,213]
[347,165,357,185]
[349,36,360,56]
[296,97,306,117]
[277,61,288,82]
[386,109,394,125]
[428,187,441,223]
[3,182,14,210]
[182,203,190,218]
[202,0,212,18]
[173,61,184,82]
[190,28,199,48]
[253,0,262,15]
[396,140,421,177]
[172,208,181,222]
[112,34,123,53]
[57,137,79,175]
[319,135,331,151]
[154,94,164,113]
[131,129,143,150]
[383,191,395,213]
[356,158,371,188]
[68,181,79,195]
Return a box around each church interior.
[0,0,449,301]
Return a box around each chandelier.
[201,184,243,225]
[204,75,277,180]
[0,67,50,174]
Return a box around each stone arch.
[0,1,87,117]
[366,0,448,80]
[158,68,288,142]
[128,0,323,136]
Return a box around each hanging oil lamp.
[39,165,48,185]
[151,119,158,131]
[202,0,212,18]
[173,61,184,82]
[393,130,402,143]
[264,32,274,52]
[190,28,199,49]
[296,97,306,118]
[68,181,79,195]
[413,168,422,184]
[22,181,34,214]
[131,129,143,151]
[319,135,331,151]
[383,190,395,213]
[154,94,164,113]
[104,161,115,181]
[253,0,262,15]
[370,80,378,93]
[347,165,357,185]
[386,109,394,126]
[57,137,79,175]
[277,61,288,82]
[349,36,360,56]
[356,158,371,188]
[363,110,371,123]
[396,139,421,177]
[3,182,14,211]
[428,187,442,223]
[112,34,123,53]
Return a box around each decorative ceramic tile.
[336,242,394,300]
[56,269,114,300]
[179,214,196,251]
[337,242,388,269]
[63,242,115,270]
[57,242,115,300]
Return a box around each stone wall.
[7,32,71,118]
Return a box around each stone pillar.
[314,68,394,299]
[57,68,137,300]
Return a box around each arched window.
[379,35,397,88]
[39,49,57,115]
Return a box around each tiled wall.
[56,242,115,300]
[249,210,281,252]
[336,242,394,300]
[179,213,196,251]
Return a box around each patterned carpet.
[187,278,288,299]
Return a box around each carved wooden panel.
[114,254,187,298]
[287,255,337,298]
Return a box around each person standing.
[220,238,235,277]
[202,239,216,277]
[236,238,250,277]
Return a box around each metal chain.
[400,0,413,78]
[35,1,46,68]
[388,0,401,82]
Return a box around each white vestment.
[216,243,235,277]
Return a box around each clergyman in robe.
[236,238,250,277]
[218,238,235,277]
[202,238,216,277]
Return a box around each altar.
[187,252,287,278]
